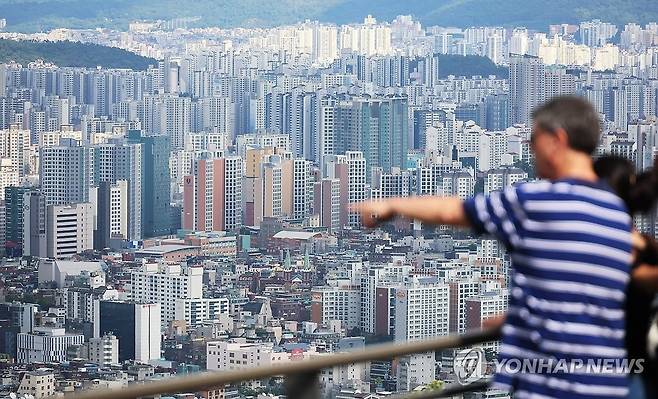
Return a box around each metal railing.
[61,327,501,399]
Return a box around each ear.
[553,128,570,149]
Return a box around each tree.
[0,39,156,70]
[424,380,445,391]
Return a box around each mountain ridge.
[0,0,656,32]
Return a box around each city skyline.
[1,10,658,399]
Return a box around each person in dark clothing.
[594,155,658,398]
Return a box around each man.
[355,96,632,398]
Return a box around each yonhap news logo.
[453,348,486,385]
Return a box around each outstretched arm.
[353,196,471,228]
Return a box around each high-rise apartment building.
[478,131,507,172]
[126,130,171,237]
[0,123,30,178]
[485,167,528,194]
[256,155,283,221]
[22,189,47,257]
[313,178,340,234]
[376,278,449,392]
[91,180,129,249]
[182,155,243,232]
[448,278,481,334]
[509,55,546,125]
[93,140,144,240]
[281,157,313,220]
[40,138,94,206]
[370,167,413,200]
[242,147,275,227]
[174,298,230,328]
[391,279,450,342]
[324,151,367,228]
[320,95,408,176]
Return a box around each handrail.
[60,327,501,399]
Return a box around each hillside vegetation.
[0,39,157,69]
[438,54,507,78]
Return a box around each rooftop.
[136,244,199,254]
[272,231,322,240]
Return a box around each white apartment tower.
[392,279,450,342]
[174,298,230,328]
[282,157,312,219]
[46,202,94,259]
[390,278,449,392]
[311,285,361,330]
[130,262,203,328]
[439,171,475,200]
[478,131,507,172]
[485,167,528,194]
[161,95,191,149]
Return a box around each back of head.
[629,168,658,214]
[532,95,600,154]
[594,155,635,207]
[595,155,658,214]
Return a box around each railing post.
[284,370,321,399]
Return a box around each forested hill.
[0,39,505,77]
[0,39,157,69]
[438,54,507,79]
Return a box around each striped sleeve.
[463,187,523,248]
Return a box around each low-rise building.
[88,333,119,366]
[17,370,55,398]
[17,327,84,364]
[174,298,230,328]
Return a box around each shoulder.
[515,180,552,194]
[516,180,626,208]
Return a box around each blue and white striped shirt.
[463,179,633,399]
